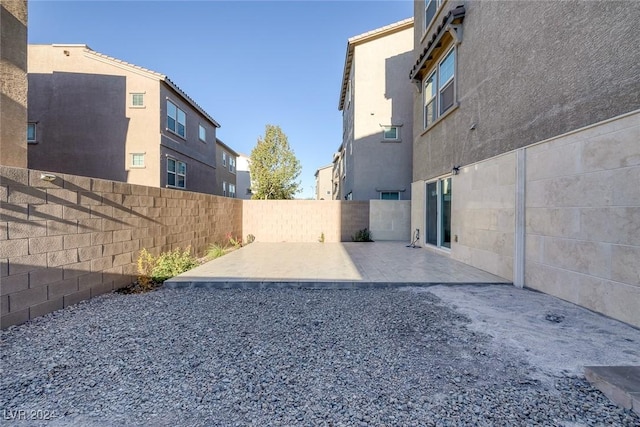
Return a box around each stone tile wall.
[451,153,516,281]
[369,200,411,241]
[411,110,639,327]
[525,111,639,327]
[0,166,242,327]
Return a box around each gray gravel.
[1,288,638,426]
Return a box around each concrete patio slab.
[165,242,511,289]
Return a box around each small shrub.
[132,246,197,293]
[352,227,373,242]
[152,247,198,282]
[136,248,155,291]
[319,232,325,243]
[207,243,228,260]
[246,234,256,244]
[227,232,242,248]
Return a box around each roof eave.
[338,18,414,111]
[163,78,221,128]
[338,43,355,111]
[215,137,239,157]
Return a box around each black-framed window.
[167,157,186,188]
[167,100,186,137]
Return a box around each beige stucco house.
[215,138,238,198]
[0,0,28,168]
[409,0,640,327]
[314,164,332,200]
[337,18,414,201]
[27,44,220,195]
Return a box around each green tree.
[249,124,301,199]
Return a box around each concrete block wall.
[524,111,640,327]
[0,166,242,328]
[0,0,28,168]
[243,200,369,243]
[451,153,516,281]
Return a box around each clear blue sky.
[28,0,413,198]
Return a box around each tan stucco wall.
[369,200,411,241]
[27,45,219,195]
[27,45,162,186]
[0,0,28,167]
[0,165,242,328]
[243,200,369,243]
[524,111,640,328]
[342,24,414,200]
[315,165,332,200]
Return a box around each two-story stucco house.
[215,138,238,198]
[27,44,220,195]
[410,0,640,326]
[337,18,414,201]
[314,164,332,200]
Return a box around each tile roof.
[409,5,466,81]
[338,18,414,111]
[83,47,221,127]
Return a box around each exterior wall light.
[452,166,460,175]
[40,173,57,182]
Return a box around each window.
[131,153,145,167]
[167,100,186,137]
[380,191,400,200]
[131,93,144,107]
[425,0,442,31]
[199,124,206,142]
[439,49,455,114]
[223,181,227,197]
[229,184,236,198]
[382,126,398,140]
[167,158,186,188]
[229,157,235,173]
[27,123,36,143]
[423,47,456,129]
[222,152,227,167]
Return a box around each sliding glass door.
[426,182,438,246]
[425,177,452,249]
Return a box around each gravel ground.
[1,288,638,426]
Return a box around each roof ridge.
[348,17,414,43]
[83,46,220,127]
[83,47,166,79]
